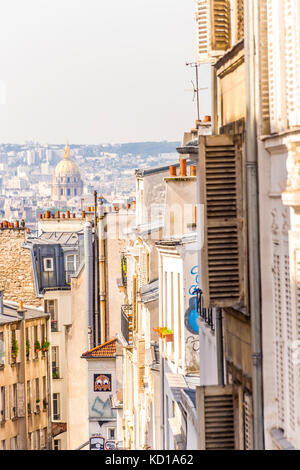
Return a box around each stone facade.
[0,229,41,307]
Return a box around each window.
[74,189,77,196]
[108,428,115,440]
[42,376,47,410]
[27,381,31,415]
[67,188,71,196]
[0,386,5,421]
[45,299,58,332]
[60,189,63,196]
[11,384,17,419]
[1,440,6,450]
[0,332,4,366]
[10,436,18,450]
[35,378,40,411]
[54,439,61,450]
[65,254,76,284]
[52,346,59,379]
[53,393,60,420]
[43,258,54,272]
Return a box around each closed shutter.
[7,329,11,365]
[40,428,46,449]
[284,0,300,127]
[196,0,231,63]
[196,385,239,450]
[199,134,246,309]
[259,0,271,135]
[10,385,14,419]
[17,383,25,418]
[137,339,145,394]
[5,386,9,421]
[210,0,231,52]
[235,0,244,41]
[243,393,254,450]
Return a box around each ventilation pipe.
[84,222,93,350]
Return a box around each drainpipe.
[99,198,106,344]
[244,0,264,450]
[94,191,100,346]
[216,308,224,386]
[84,222,93,350]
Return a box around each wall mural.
[184,265,200,335]
[94,374,112,392]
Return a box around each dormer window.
[43,258,54,272]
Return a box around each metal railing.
[121,305,133,345]
[195,288,215,332]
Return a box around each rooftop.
[0,301,46,325]
[81,337,117,359]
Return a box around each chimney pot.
[204,115,211,123]
[88,207,91,212]
[72,213,76,218]
[180,159,187,177]
[82,210,85,219]
[67,211,70,219]
[169,165,177,177]
[191,165,197,176]
[56,211,60,219]
[62,213,65,219]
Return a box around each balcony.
[195,288,214,332]
[121,305,133,346]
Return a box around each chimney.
[82,210,85,219]
[17,300,24,318]
[203,115,211,123]
[180,159,187,177]
[67,211,70,219]
[72,213,76,218]
[169,166,177,177]
[0,291,3,315]
[62,213,65,219]
[56,211,60,219]
[191,165,197,176]
[15,220,19,228]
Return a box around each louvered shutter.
[284,0,300,127]
[196,385,239,450]
[137,339,145,394]
[40,428,46,449]
[196,0,231,63]
[7,329,12,365]
[210,0,231,52]
[259,0,271,135]
[17,383,25,418]
[235,0,244,41]
[5,386,9,421]
[10,385,14,419]
[199,134,246,309]
[243,393,254,450]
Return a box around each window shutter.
[196,385,239,449]
[235,0,244,41]
[196,0,231,63]
[40,428,46,449]
[284,0,300,127]
[199,134,246,309]
[259,0,271,135]
[210,0,231,52]
[137,339,145,394]
[0,337,5,366]
[243,393,254,450]
[10,385,14,419]
[5,386,9,421]
[17,383,25,418]
[7,330,12,365]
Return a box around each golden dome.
[54,141,81,177]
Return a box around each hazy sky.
[0,0,211,144]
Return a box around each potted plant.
[26,340,30,359]
[41,340,50,352]
[153,327,164,339]
[34,341,41,354]
[27,403,31,414]
[53,370,59,379]
[11,339,19,360]
[162,328,174,343]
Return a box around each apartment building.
[0,295,50,450]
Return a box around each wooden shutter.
[259,0,271,135]
[199,134,246,309]
[196,0,231,63]
[16,329,21,363]
[40,428,46,449]
[10,385,14,419]
[235,0,244,41]
[5,386,9,421]
[17,383,25,418]
[137,339,145,394]
[196,385,239,450]
[210,0,231,52]
[243,393,254,450]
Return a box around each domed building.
[51,141,83,204]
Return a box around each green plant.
[41,340,50,351]
[26,339,30,356]
[11,339,19,358]
[34,341,41,353]
[53,371,59,379]
[36,399,40,403]
[161,328,173,335]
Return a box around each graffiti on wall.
[91,397,116,419]
[184,265,200,335]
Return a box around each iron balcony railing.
[121,305,133,345]
[195,288,215,332]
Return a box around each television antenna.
[186,62,208,122]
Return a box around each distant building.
[51,142,83,205]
